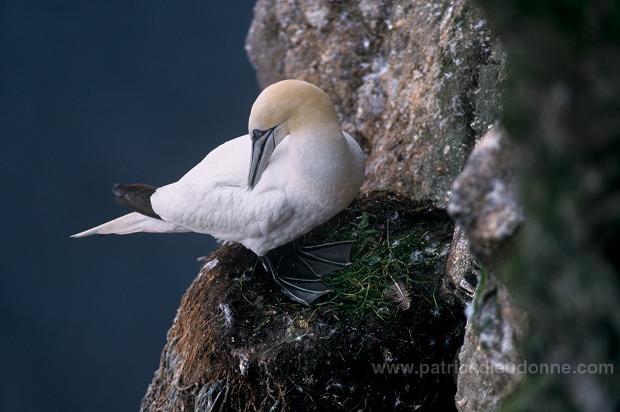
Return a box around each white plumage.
[73,79,365,259]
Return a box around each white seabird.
[73,79,366,304]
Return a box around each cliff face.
[246,1,519,410]
[143,0,620,410]
[141,1,511,411]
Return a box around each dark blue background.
[1,2,259,411]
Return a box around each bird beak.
[248,127,277,189]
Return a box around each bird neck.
[285,93,350,188]
[288,122,350,193]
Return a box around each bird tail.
[71,212,188,238]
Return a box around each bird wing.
[153,181,294,240]
[150,135,295,242]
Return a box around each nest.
[142,191,466,411]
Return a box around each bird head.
[247,79,339,189]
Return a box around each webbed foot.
[260,240,354,305]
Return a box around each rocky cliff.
[141,0,619,410]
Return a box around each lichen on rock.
[447,124,527,411]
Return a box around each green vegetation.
[305,199,455,323]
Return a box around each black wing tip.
[111,183,162,220]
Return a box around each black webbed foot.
[260,240,354,305]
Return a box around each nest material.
[142,191,466,412]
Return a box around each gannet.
[72,79,365,305]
